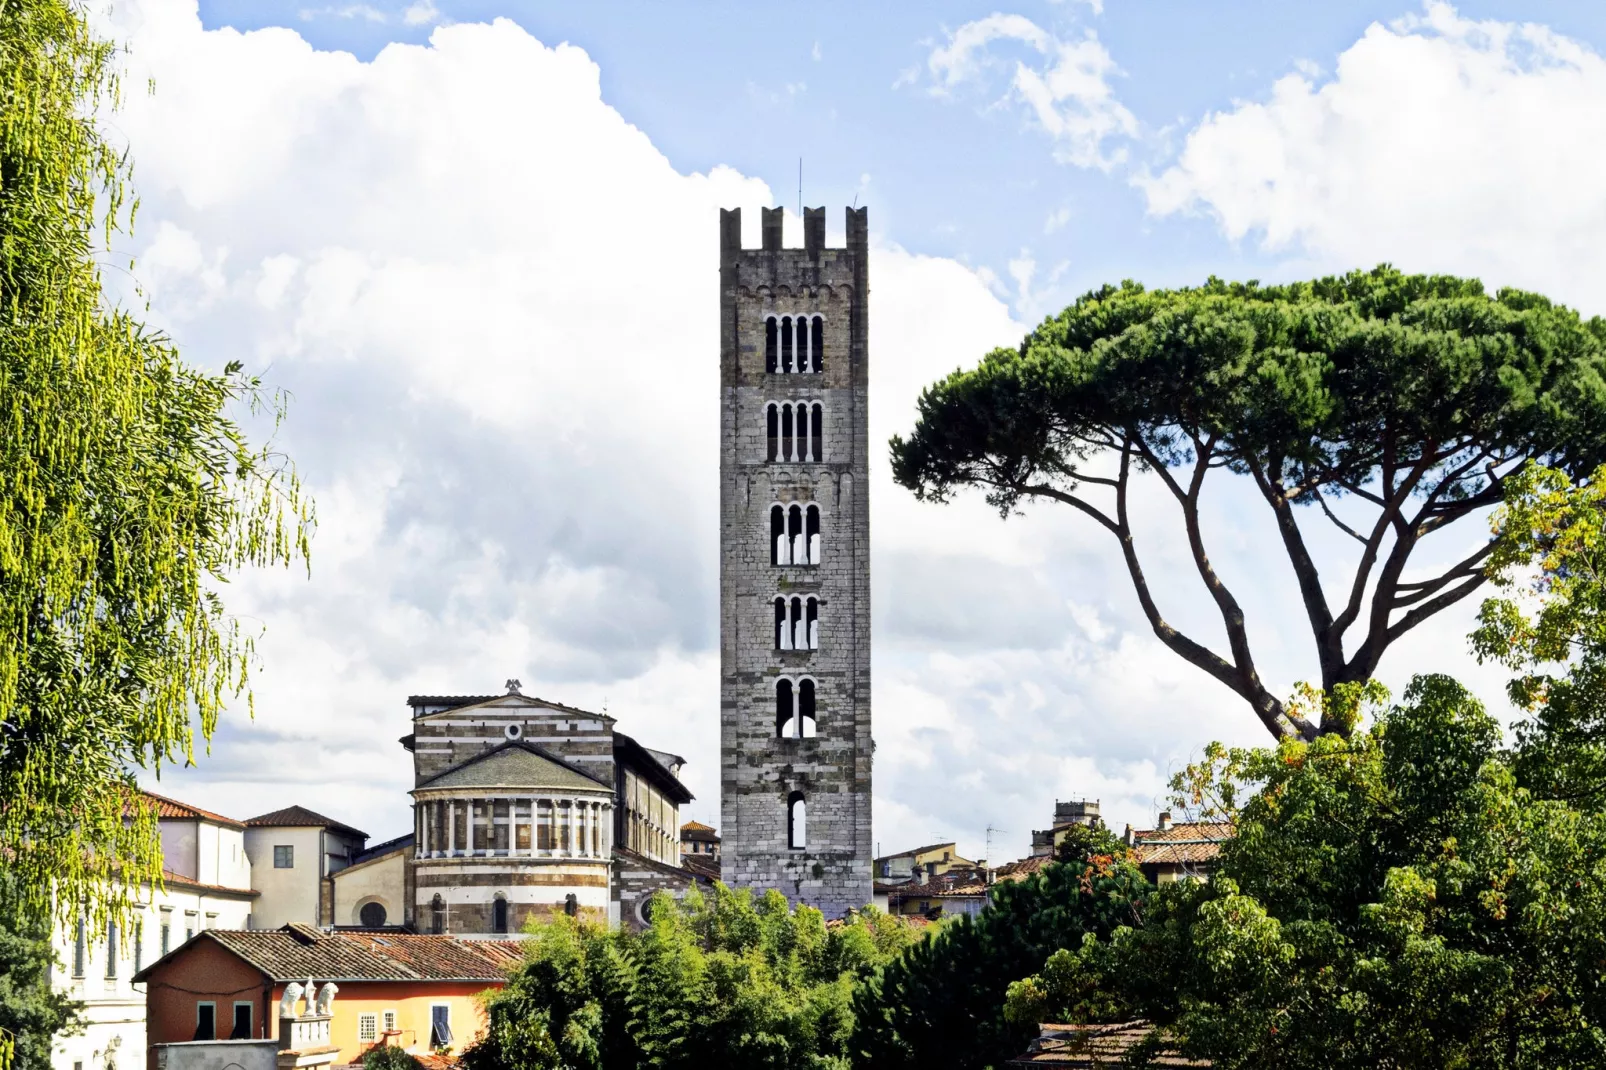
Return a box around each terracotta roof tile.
[137,791,246,830]
[134,925,519,984]
[1130,822,1230,869]
[1010,1021,1209,1066]
[992,855,1055,882]
[245,805,368,840]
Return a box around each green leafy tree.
[849,856,1151,1070]
[1008,675,1606,1069]
[361,1045,421,1070]
[0,0,312,932]
[1474,461,1606,807]
[0,873,81,1070]
[891,268,1606,740]
[463,888,918,1070]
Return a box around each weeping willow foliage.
[0,0,312,935]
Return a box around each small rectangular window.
[382,1010,397,1035]
[273,845,294,869]
[105,919,118,978]
[232,1002,253,1039]
[430,1005,452,1049]
[185,911,197,943]
[134,921,143,973]
[205,912,217,930]
[195,1002,216,1041]
[358,1013,378,1043]
[73,918,86,978]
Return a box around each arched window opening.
[811,316,824,372]
[780,316,794,372]
[797,317,810,375]
[799,679,817,737]
[780,404,794,461]
[775,679,795,738]
[565,894,579,918]
[774,597,789,650]
[806,598,819,650]
[810,403,823,461]
[788,792,807,850]
[430,894,445,935]
[766,404,779,463]
[765,317,778,373]
[805,505,821,565]
[359,901,387,927]
[771,504,787,566]
[788,505,805,565]
[491,895,508,934]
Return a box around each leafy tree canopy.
[1006,674,1606,1069]
[463,885,920,1070]
[892,267,1606,739]
[850,850,1151,1070]
[0,872,81,1070]
[1,0,311,931]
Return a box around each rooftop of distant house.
[1126,815,1232,868]
[133,923,523,985]
[1009,1021,1209,1067]
[245,804,368,841]
[135,790,247,830]
[680,821,720,842]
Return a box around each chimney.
[1157,811,1172,832]
[1123,823,1134,846]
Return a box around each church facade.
[716,206,874,916]
[334,683,702,934]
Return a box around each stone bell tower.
[717,205,872,916]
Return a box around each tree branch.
[1245,455,1342,688]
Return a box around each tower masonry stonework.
[718,205,872,916]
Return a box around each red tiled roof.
[1010,1021,1208,1066]
[134,924,519,984]
[245,805,367,840]
[681,854,721,882]
[1130,822,1230,868]
[159,868,259,899]
[137,791,246,830]
[992,855,1054,882]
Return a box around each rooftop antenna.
[986,825,1007,884]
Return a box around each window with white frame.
[383,1010,398,1036]
[359,1013,378,1043]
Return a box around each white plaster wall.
[242,827,322,929]
[152,1040,277,1070]
[330,852,406,927]
[50,883,254,1070]
[158,821,198,882]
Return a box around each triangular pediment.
[412,740,610,795]
[412,693,613,724]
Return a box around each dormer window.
[770,503,822,566]
[765,314,824,374]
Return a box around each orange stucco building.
[133,924,521,1068]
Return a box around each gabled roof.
[412,739,611,794]
[679,821,719,841]
[408,692,615,723]
[132,924,520,985]
[992,855,1054,883]
[138,791,246,831]
[875,842,957,863]
[245,805,367,840]
[614,733,694,805]
[349,833,414,868]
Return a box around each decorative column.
[447,800,457,856]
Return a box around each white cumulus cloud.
[924,13,1137,169]
[1143,0,1606,312]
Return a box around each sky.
[107,0,1606,865]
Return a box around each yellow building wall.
[305,983,495,1062]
